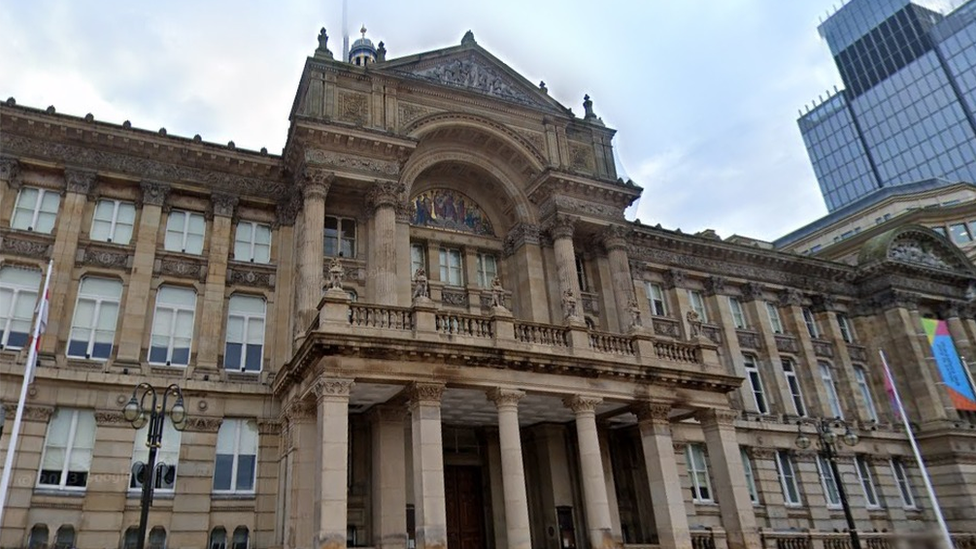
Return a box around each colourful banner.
[922,318,976,412]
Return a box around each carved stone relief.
[79,246,130,270]
[227,267,276,289]
[156,256,206,281]
[569,142,594,172]
[337,91,370,126]
[304,149,399,177]
[398,103,433,127]
[404,58,540,107]
[888,236,956,270]
[1,235,52,259]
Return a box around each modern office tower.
[799,0,976,212]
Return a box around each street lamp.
[122,383,187,549]
[795,418,861,549]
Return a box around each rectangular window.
[67,277,123,360]
[149,286,197,366]
[743,355,769,414]
[687,290,708,322]
[741,447,759,503]
[728,297,747,328]
[856,456,881,508]
[475,253,498,289]
[575,255,588,292]
[130,419,182,492]
[802,307,820,338]
[90,199,136,244]
[234,221,272,263]
[644,282,668,316]
[410,243,427,277]
[766,302,784,334]
[684,444,712,503]
[439,248,463,286]
[837,313,855,343]
[818,455,842,507]
[782,359,807,417]
[12,187,60,233]
[0,266,41,350]
[224,295,266,372]
[854,366,879,422]
[891,458,916,508]
[819,361,845,418]
[39,409,96,489]
[164,210,206,255]
[949,222,973,244]
[324,216,356,258]
[776,450,802,506]
[213,419,258,493]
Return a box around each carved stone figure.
[627,297,642,328]
[328,257,344,290]
[412,268,430,300]
[562,288,579,319]
[490,276,505,308]
[686,310,703,338]
[316,28,333,58]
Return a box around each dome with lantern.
[350,25,377,66]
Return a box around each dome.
[349,25,377,66]
[351,37,375,51]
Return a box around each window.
[782,359,807,417]
[225,295,266,372]
[856,456,881,508]
[817,456,842,507]
[0,266,40,349]
[90,199,136,244]
[234,221,271,263]
[213,419,258,493]
[891,458,916,508]
[324,215,356,258]
[232,527,249,549]
[819,361,844,418]
[684,444,712,502]
[687,290,708,322]
[475,252,498,289]
[743,355,769,414]
[28,525,49,549]
[575,255,588,292]
[210,528,228,549]
[776,450,802,505]
[766,302,784,334]
[854,366,879,422]
[802,307,820,338]
[67,277,122,360]
[148,526,167,549]
[837,313,855,343]
[410,243,427,276]
[933,226,947,237]
[149,286,197,366]
[12,187,60,233]
[122,527,139,549]
[644,282,668,316]
[729,297,747,328]
[130,418,182,492]
[164,210,206,255]
[741,447,759,503]
[54,525,75,549]
[39,408,96,489]
[949,223,973,244]
[439,248,463,287]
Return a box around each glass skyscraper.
[799,0,976,212]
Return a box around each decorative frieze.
[398,102,433,127]
[1,235,52,259]
[79,246,130,270]
[701,325,722,345]
[305,149,399,177]
[23,406,55,422]
[812,340,835,359]
[775,334,800,354]
[155,256,207,281]
[227,266,276,289]
[94,411,127,425]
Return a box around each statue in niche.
[328,257,344,290]
[562,288,579,320]
[686,310,703,338]
[490,276,506,308]
[627,297,642,328]
[412,268,430,300]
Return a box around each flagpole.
[0,260,53,531]
[879,349,954,549]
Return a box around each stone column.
[488,388,532,549]
[634,402,692,549]
[195,193,238,371]
[503,223,550,323]
[699,409,760,549]
[601,225,634,333]
[367,181,404,306]
[546,215,581,321]
[597,424,623,543]
[371,405,409,549]
[314,378,354,549]
[297,166,332,335]
[408,382,448,549]
[395,202,413,306]
[116,180,170,364]
[564,395,617,549]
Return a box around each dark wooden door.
[445,465,486,549]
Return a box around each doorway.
[445,465,486,549]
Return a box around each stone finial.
[377,41,387,62]
[583,94,595,119]
[315,27,334,59]
[461,30,476,45]
[327,257,344,290]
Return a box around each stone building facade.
[2,28,976,549]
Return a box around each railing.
[514,321,570,347]
[349,304,414,330]
[690,530,716,549]
[435,312,493,338]
[655,341,700,364]
[589,331,636,355]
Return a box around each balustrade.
[435,312,493,338]
[349,304,414,330]
[589,331,636,355]
[654,341,700,363]
[513,321,570,347]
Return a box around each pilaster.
[195,193,238,371]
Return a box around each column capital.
[633,401,672,424]
[394,199,413,224]
[140,180,171,207]
[366,180,405,213]
[408,382,445,405]
[698,408,739,427]
[545,214,577,240]
[183,417,224,432]
[0,156,22,189]
[741,282,765,302]
[275,186,302,227]
[563,394,603,414]
[939,299,967,319]
[502,222,542,257]
[65,167,97,195]
[312,377,355,401]
[300,165,334,199]
[778,288,803,307]
[810,293,839,313]
[599,224,630,251]
[487,388,525,408]
[662,268,686,290]
[703,276,727,297]
[283,398,317,421]
[210,192,239,218]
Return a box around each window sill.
[33,487,86,497]
[127,490,175,500]
[211,492,256,500]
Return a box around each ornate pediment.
[858,225,975,275]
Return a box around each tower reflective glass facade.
[799,0,976,211]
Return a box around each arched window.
[27,524,48,549]
[54,525,75,549]
[148,526,167,549]
[122,527,139,549]
[231,527,249,549]
[209,527,227,549]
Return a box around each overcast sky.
[2,0,850,241]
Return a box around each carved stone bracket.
[0,156,22,189]
[663,269,686,290]
[502,222,542,257]
[65,168,97,195]
[563,395,603,414]
[633,402,672,424]
[741,282,765,303]
[140,180,171,207]
[704,276,727,296]
[408,382,446,405]
[183,417,224,432]
[210,193,239,219]
[487,388,525,408]
[312,377,355,400]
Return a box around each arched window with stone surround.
[231,526,249,549]
[27,524,48,549]
[209,527,227,549]
[148,526,167,549]
[54,525,75,549]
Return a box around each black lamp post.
[122,383,187,549]
[795,418,861,549]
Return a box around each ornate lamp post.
[795,418,861,549]
[122,383,187,549]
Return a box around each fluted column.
[635,402,691,549]
[195,193,238,370]
[367,181,404,306]
[297,166,332,334]
[314,378,354,549]
[408,383,448,549]
[547,215,581,320]
[699,409,760,549]
[371,405,409,549]
[564,395,617,549]
[488,389,532,549]
[601,225,634,332]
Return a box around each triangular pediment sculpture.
[402,56,538,106]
